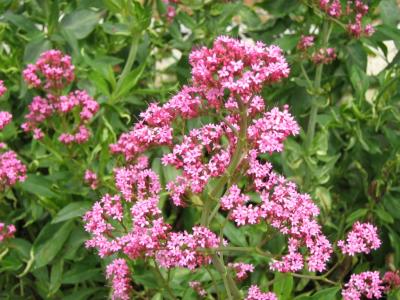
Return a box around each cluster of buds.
[297,36,337,65]
[22,50,99,144]
[0,223,15,243]
[319,0,374,38]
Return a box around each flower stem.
[153,261,177,300]
[211,254,242,299]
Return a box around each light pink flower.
[342,271,384,300]
[338,222,381,256]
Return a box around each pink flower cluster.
[319,0,374,38]
[297,35,315,51]
[84,170,98,190]
[189,281,207,297]
[0,111,12,131]
[228,262,254,280]
[22,51,99,143]
[156,226,220,270]
[23,50,74,90]
[383,271,400,291]
[246,285,277,300]
[162,122,234,205]
[86,36,333,298]
[219,151,332,272]
[0,223,16,243]
[0,150,27,190]
[189,36,289,109]
[0,80,6,97]
[320,0,342,18]
[312,48,337,64]
[346,0,375,38]
[342,271,385,300]
[338,222,381,256]
[106,258,132,300]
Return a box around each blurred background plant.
[0,0,399,299]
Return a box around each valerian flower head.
[342,271,385,300]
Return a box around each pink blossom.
[84,170,98,190]
[189,281,207,297]
[297,35,315,51]
[23,49,75,90]
[338,222,381,256]
[312,48,337,64]
[0,150,27,190]
[342,271,385,300]
[383,271,400,291]
[0,111,12,131]
[106,258,132,300]
[156,226,220,270]
[248,105,300,154]
[246,285,277,300]
[0,223,16,243]
[320,0,342,18]
[0,80,7,97]
[228,262,254,280]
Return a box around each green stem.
[117,37,139,90]
[153,261,177,300]
[211,255,241,300]
[290,272,337,285]
[201,100,248,226]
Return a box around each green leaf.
[346,208,368,224]
[115,61,147,98]
[52,201,92,224]
[62,267,102,284]
[273,273,294,300]
[60,9,101,39]
[311,287,340,300]
[49,259,64,295]
[23,37,52,63]
[33,221,74,269]
[379,0,400,27]
[383,195,400,219]
[215,214,247,246]
[20,174,58,198]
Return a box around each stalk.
[305,22,332,149]
[201,100,248,226]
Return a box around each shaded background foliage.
[0,0,399,299]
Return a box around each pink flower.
[84,170,98,190]
[320,0,342,18]
[338,222,381,256]
[297,35,315,51]
[383,271,400,291]
[228,262,255,280]
[0,223,16,243]
[156,226,220,270]
[312,48,337,64]
[23,49,75,90]
[0,80,7,97]
[0,111,12,131]
[106,258,132,300]
[0,151,27,190]
[342,271,385,300]
[246,285,277,300]
[189,281,207,297]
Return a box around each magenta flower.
[0,223,16,243]
[106,258,132,300]
[338,222,381,256]
[342,271,384,300]
[0,111,12,131]
[246,285,277,300]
